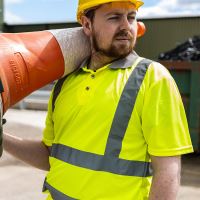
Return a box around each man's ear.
[81,16,92,36]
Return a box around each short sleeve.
[142,62,193,156]
[42,89,54,147]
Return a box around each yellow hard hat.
[77,0,144,23]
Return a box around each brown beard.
[92,29,135,59]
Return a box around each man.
[3,0,193,199]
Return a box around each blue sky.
[4,0,200,24]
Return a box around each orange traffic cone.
[0,28,90,114]
[137,21,146,38]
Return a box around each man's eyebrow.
[128,11,137,15]
[104,11,136,17]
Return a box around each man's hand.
[3,133,50,171]
[149,155,181,200]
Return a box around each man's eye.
[128,16,136,20]
[108,16,119,20]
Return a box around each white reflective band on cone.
[48,28,91,76]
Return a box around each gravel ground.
[0,109,200,200]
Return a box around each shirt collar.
[109,51,139,69]
[79,51,139,70]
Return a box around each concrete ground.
[0,109,200,200]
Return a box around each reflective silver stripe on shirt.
[43,181,77,200]
[51,143,151,177]
[49,58,152,177]
[105,59,151,157]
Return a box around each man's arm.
[149,155,181,200]
[3,133,50,171]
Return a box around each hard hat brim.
[77,0,144,24]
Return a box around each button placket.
[85,86,90,91]
[91,74,95,79]
[85,72,96,91]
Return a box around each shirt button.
[85,86,90,91]
[91,74,95,79]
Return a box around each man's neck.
[88,51,116,71]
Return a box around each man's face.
[83,2,138,59]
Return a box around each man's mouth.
[115,37,130,40]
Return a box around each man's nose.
[120,17,132,31]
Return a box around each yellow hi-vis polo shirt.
[42,52,193,200]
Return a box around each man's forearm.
[149,170,180,200]
[149,156,181,200]
[3,133,50,171]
